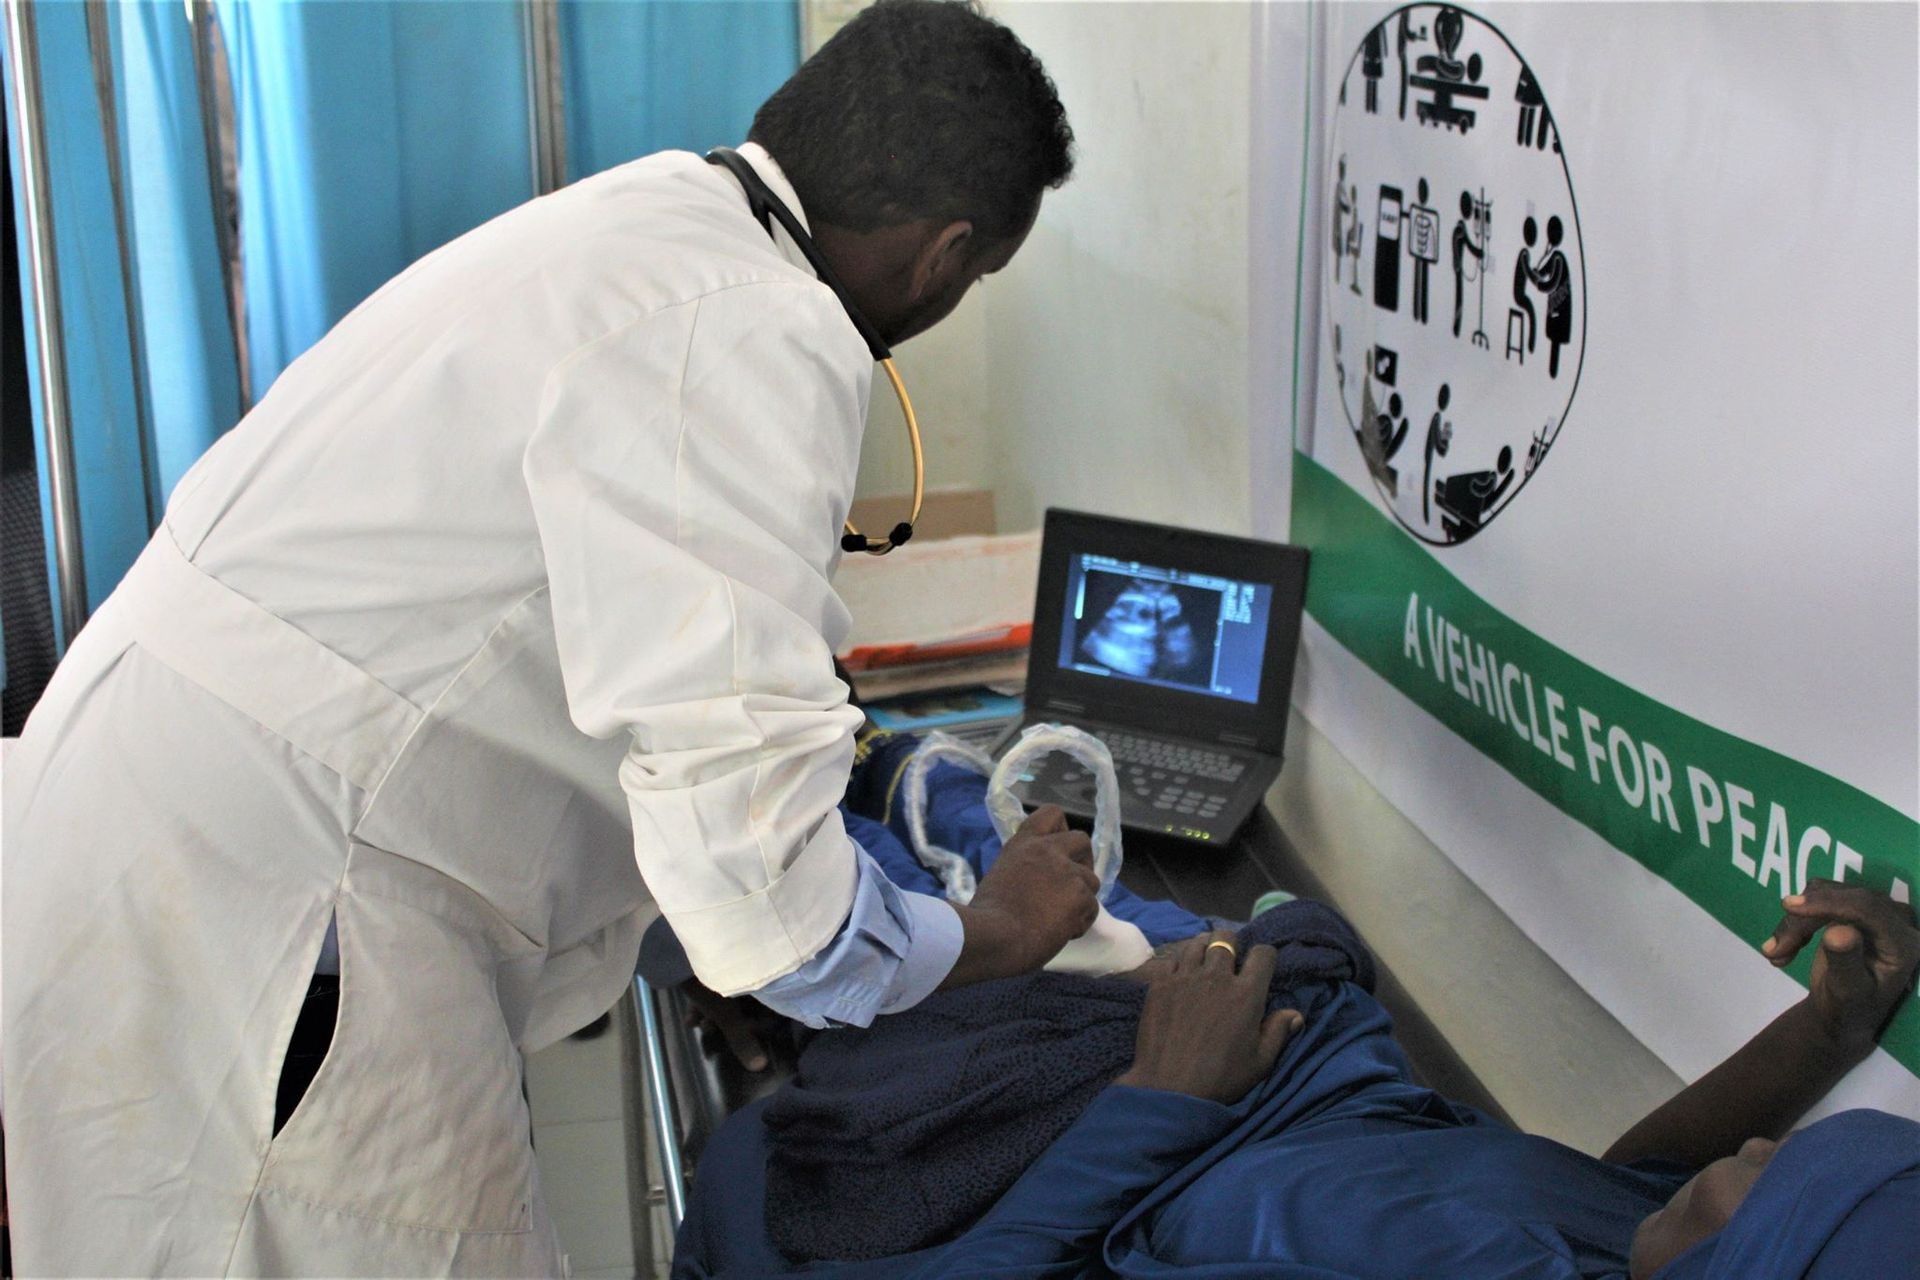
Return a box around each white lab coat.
[1,144,872,1275]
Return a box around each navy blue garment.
[675,964,1701,1279]
[846,730,1212,947]
[1653,1109,1920,1280]
[759,902,1375,1264]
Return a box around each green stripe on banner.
[1290,450,1920,1077]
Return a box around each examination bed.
[631,802,1512,1271]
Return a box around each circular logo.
[1326,4,1585,545]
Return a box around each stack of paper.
[834,530,1039,698]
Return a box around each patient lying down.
[675,752,1920,1279]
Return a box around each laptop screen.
[1056,553,1274,705]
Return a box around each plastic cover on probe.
[901,724,1152,975]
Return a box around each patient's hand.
[1603,880,1917,1171]
[1115,931,1303,1104]
[1763,879,1920,1054]
[682,977,782,1073]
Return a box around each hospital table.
[631,800,1512,1238]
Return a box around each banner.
[1257,2,1919,1111]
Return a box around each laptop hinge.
[1042,698,1086,714]
[1218,730,1259,747]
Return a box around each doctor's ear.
[909,220,976,300]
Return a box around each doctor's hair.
[749,0,1074,241]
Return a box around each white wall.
[856,288,1000,502]
[856,2,1256,537]
[977,1,1254,534]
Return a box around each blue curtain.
[221,0,800,392]
[112,2,245,514]
[5,0,799,662]
[562,1,799,182]
[214,0,535,393]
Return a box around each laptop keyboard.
[1096,729,1245,782]
[1039,727,1247,824]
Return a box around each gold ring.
[1205,939,1239,961]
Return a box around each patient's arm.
[907,1087,1237,1279]
[1601,880,1919,1168]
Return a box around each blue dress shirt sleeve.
[753,840,965,1029]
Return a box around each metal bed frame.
[631,980,690,1230]
[630,976,796,1242]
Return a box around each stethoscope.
[705,147,923,555]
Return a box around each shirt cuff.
[752,841,963,1029]
[878,888,964,1016]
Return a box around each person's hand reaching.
[1763,878,1920,1055]
[1116,931,1303,1105]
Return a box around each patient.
[673,733,1920,1279]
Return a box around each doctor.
[1,2,1086,1273]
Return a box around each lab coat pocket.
[257,842,539,1234]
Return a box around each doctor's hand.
[941,805,1100,989]
[1116,932,1303,1104]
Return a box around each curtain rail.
[522,0,567,196]
[5,0,89,642]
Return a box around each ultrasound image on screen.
[1074,572,1223,691]
[1059,554,1272,704]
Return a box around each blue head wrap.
[1656,1109,1920,1279]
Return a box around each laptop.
[997,509,1310,846]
